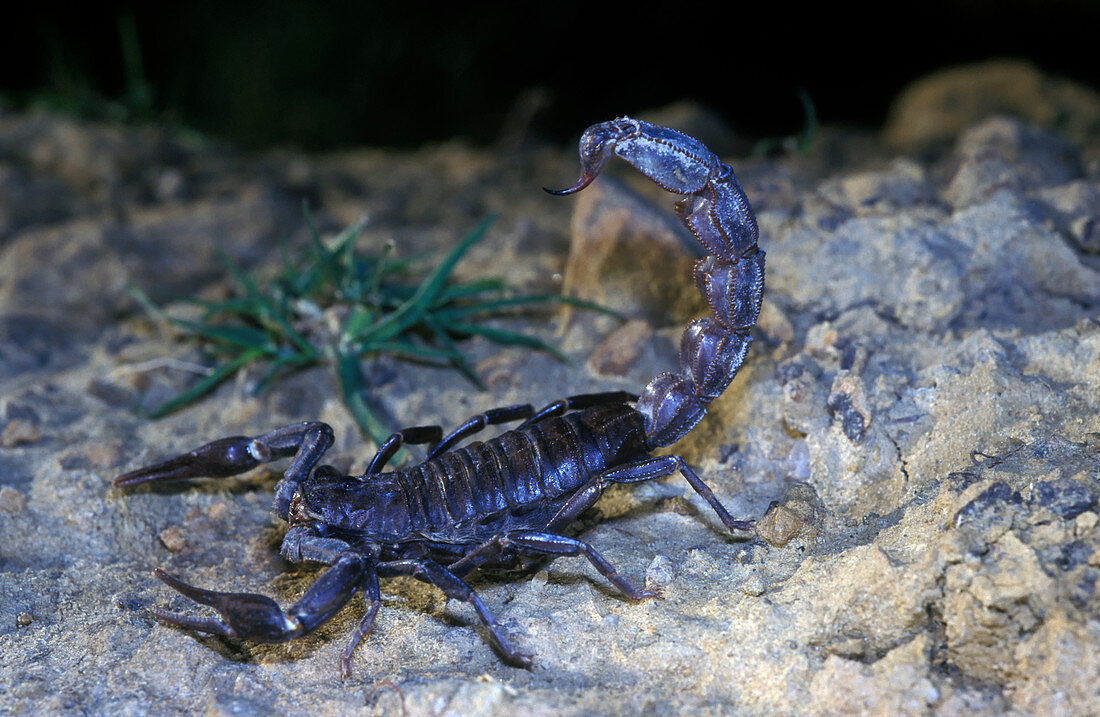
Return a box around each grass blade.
[432,278,508,304]
[446,322,572,365]
[422,315,486,390]
[130,284,277,352]
[302,201,341,290]
[145,348,264,417]
[356,339,464,363]
[363,214,497,343]
[126,284,172,322]
[432,294,621,321]
[131,208,615,440]
[336,350,394,446]
[341,306,376,345]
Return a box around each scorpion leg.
[424,404,535,460]
[340,567,381,677]
[277,531,383,676]
[378,557,532,667]
[281,527,359,564]
[366,425,443,474]
[516,390,638,429]
[545,456,755,539]
[149,552,371,647]
[113,421,334,520]
[425,393,638,460]
[448,530,659,600]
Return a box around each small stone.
[86,378,133,407]
[207,501,231,522]
[1075,511,1098,538]
[883,59,1100,152]
[159,526,187,553]
[205,691,273,717]
[59,441,124,470]
[0,485,27,512]
[954,482,1022,529]
[1,418,40,447]
[645,555,676,591]
[741,573,766,597]
[16,612,33,627]
[154,167,186,201]
[1069,215,1099,254]
[756,482,824,548]
[826,373,870,444]
[1039,180,1100,254]
[830,636,867,659]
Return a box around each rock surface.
[1,97,1099,714]
[883,59,1100,154]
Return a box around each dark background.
[2,2,1098,150]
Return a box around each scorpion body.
[115,117,764,674]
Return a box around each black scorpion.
[115,117,765,674]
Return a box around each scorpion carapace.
[114,117,764,675]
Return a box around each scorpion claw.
[147,605,234,638]
[113,455,208,487]
[114,436,261,487]
[152,568,302,643]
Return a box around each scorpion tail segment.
[606,119,721,195]
[694,252,766,332]
[544,119,621,195]
[546,119,763,451]
[543,175,597,196]
[680,318,754,403]
[152,556,369,644]
[113,436,262,487]
[548,117,724,197]
[675,166,760,261]
[637,373,707,450]
[640,254,763,449]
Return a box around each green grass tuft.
[130,209,617,447]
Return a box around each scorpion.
[115,117,765,675]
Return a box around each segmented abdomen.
[393,404,646,533]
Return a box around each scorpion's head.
[287,487,323,526]
[286,467,365,528]
[293,468,412,537]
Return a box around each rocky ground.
[2,61,1099,715]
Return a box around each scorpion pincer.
[114,117,765,675]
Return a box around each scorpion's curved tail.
[550,117,763,450]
